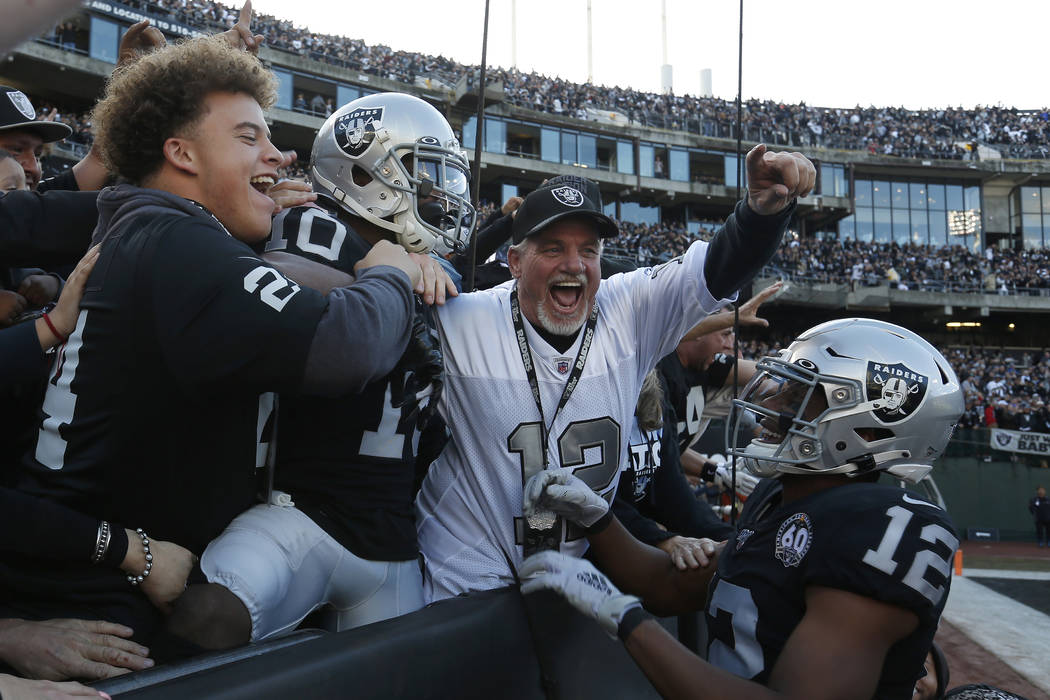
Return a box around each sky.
[250,0,1047,111]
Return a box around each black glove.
[391,309,443,429]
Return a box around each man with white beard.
[415,146,815,602]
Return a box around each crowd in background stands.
[39,0,1050,161]
[771,237,1050,295]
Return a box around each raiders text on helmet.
[727,318,963,483]
[310,92,476,254]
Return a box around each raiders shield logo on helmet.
[334,107,384,158]
[551,186,584,207]
[866,361,929,424]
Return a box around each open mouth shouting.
[548,276,585,315]
[250,174,276,198]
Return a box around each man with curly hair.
[0,35,430,656]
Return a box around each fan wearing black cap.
[415,144,815,603]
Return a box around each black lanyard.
[509,287,598,467]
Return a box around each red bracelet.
[42,312,67,344]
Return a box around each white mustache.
[547,274,587,289]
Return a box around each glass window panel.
[854,207,873,242]
[501,184,519,205]
[892,208,910,243]
[336,84,360,108]
[891,182,908,209]
[1042,186,1050,215]
[839,214,855,240]
[820,163,835,195]
[1021,186,1041,214]
[929,211,947,247]
[89,17,118,63]
[965,185,981,212]
[927,184,946,210]
[485,118,506,154]
[561,132,577,165]
[835,167,847,198]
[273,69,293,111]
[872,180,891,208]
[874,207,892,242]
[462,116,477,150]
[603,200,616,218]
[616,141,634,175]
[640,144,655,178]
[669,149,689,182]
[946,184,964,211]
[911,211,928,245]
[1023,213,1043,249]
[577,134,597,169]
[854,179,872,206]
[541,128,560,162]
[909,183,927,210]
[620,201,660,225]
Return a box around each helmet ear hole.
[855,427,895,443]
[351,165,372,187]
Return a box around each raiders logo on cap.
[866,361,928,423]
[334,107,384,158]
[551,186,584,207]
[7,91,34,120]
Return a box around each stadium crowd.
[0,7,1040,700]
[40,0,1050,161]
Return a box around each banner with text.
[87,1,203,38]
[990,428,1050,455]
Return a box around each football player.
[521,318,963,700]
[416,146,815,602]
[178,92,473,647]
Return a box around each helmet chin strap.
[776,449,913,479]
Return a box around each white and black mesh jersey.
[20,211,327,554]
[416,240,731,601]
[265,204,438,561]
[706,479,958,699]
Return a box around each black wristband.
[617,605,653,642]
[103,525,130,569]
[584,510,614,535]
[700,461,718,483]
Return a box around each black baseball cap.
[511,175,619,244]
[0,87,72,142]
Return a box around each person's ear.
[508,244,524,280]
[162,136,200,176]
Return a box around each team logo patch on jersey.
[7,90,34,120]
[553,356,572,375]
[775,513,812,567]
[334,107,384,157]
[866,361,928,424]
[736,528,754,550]
[551,186,584,207]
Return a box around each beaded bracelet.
[126,528,153,586]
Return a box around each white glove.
[713,463,759,497]
[523,467,609,528]
[520,551,641,638]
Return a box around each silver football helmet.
[727,318,963,483]
[311,92,476,253]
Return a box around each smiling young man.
[0,36,423,652]
[416,151,816,602]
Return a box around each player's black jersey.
[265,204,440,561]
[705,480,958,699]
[657,351,734,451]
[18,199,327,555]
